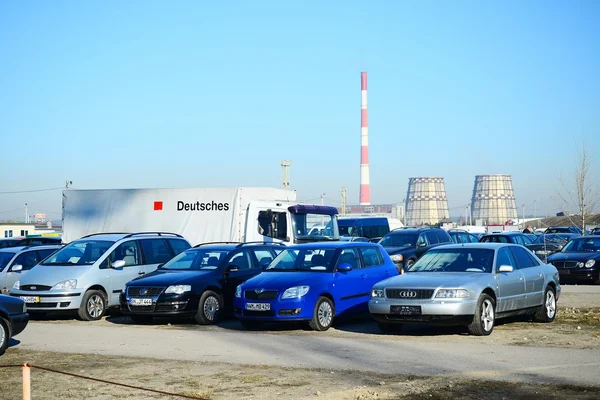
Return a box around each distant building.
[0,223,35,238]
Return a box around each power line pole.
[280,161,291,190]
[25,203,28,224]
[340,187,347,216]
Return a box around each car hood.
[375,272,489,288]
[127,269,215,286]
[18,264,90,286]
[242,271,325,290]
[547,252,600,262]
[382,246,412,254]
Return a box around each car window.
[495,248,517,270]
[254,249,275,267]
[522,235,534,245]
[424,231,439,245]
[227,251,254,270]
[513,235,525,245]
[337,248,361,270]
[110,241,142,267]
[35,249,58,262]
[509,246,539,269]
[0,253,15,270]
[167,239,191,255]
[481,235,509,243]
[416,234,427,247]
[409,248,494,273]
[43,240,111,266]
[13,251,38,271]
[467,233,479,243]
[436,230,452,243]
[140,239,173,264]
[359,247,383,268]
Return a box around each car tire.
[309,296,335,331]
[0,318,9,356]
[467,293,495,336]
[130,315,153,324]
[77,290,107,321]
[194,290,222,325]
[378,321,402,334]
[532,286,557,323]
[240,320,263,330]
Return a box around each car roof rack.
[193,241,241,248]
[235,241,287,248]
[122,232,184,239]
[80,232,131,239]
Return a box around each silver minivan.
[9,232,191,320]
[1,245,62,294]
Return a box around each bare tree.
[556,138,600,235]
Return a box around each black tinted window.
[13,251,38,270]
[436,230,452,243]
[509,246,538,269]
[481,235,509,243]
[168,239,191,255]
[424,231,439,245]
[141,239,173,264]
[359,247,383,267]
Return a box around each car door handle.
[519,276,523,280]
[138,271,145,275]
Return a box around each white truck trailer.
[61,187,340,245]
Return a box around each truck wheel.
[78,290,107,321]
[309,297,335,331]
[467,294,495,336]
[0,318,9,356]
[195,291,222,325]
[532,286,556,323]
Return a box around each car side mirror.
[337,263,352,272]
[112,260,126,269]
[417,242,426,248]
[498,265,514,273]
[10,264,23,272]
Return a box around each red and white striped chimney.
[360,72,371,205]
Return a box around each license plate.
[20,296,40,303]
[390,305,421,315]
[130,298,153,306]
[246,302,270,311]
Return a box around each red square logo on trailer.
[153,201,163,211]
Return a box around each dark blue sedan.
[233,242,399,331]
[1,294,29,355]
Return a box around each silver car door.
[106,240,146,305]
[510,246,545,308]
[495,247,526,312]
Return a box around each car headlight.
[371,288,384,298]
[585,259,596,269]
[390,254,404,263]
[51,279,77,290]
[165,285,192,294]
[13,280,20,290]
[435,289,469,298]
[235,285,242,298]
[281,286,309,299]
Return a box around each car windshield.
[266,248,337,272]
[379,233,417,247]
[41,240,113,265]
[160,249,230,270]
[561,238,600,253]
[0,252,15,270]
[293,214,340,242]
[408,248,494,273]
[533,234,574,244]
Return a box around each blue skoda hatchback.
[233,242,399,331]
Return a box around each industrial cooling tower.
[404,177,450,226]
[470,174,518,225]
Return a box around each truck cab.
[248,202,340,244]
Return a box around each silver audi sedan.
[369,243,560,336]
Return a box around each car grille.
[128,305,156,312]
[127,287,164,297]
[245,290,278,300]
[21,285,52,291]
[385,289,434,299]
[551,261,580,269]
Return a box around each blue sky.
[1,0,599,221]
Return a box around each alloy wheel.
[204,296,220,321]
[87,294,104,319]
[318,301,333,328]
[481,299,494,332]
[545,290,556,319]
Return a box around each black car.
[378,227,453,270]
[479,232,535,246]
[120,242,284,324]
[547,235,600,284]
[0,294,29,356]
[0,237,62,248]
[526,233,578,262]
[545,226,585,235]
[447,229,480,244]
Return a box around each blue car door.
[358,246,394,287]
[333,248,369,314]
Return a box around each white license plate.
[20,296,40,303]
[246,302,270,311]
[130,298,153,306]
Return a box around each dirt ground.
[1,348,600,400]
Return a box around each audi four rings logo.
[399,291,417,298]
